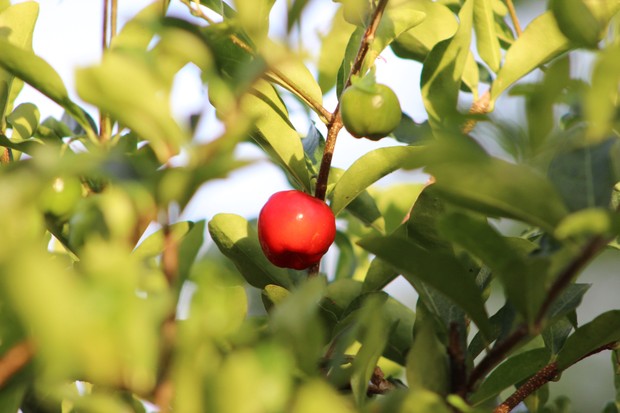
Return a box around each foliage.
[0,0,620,412]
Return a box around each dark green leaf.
[556,310,620,370]
[177,220,206,287]
[548,137,620,212]
[358,233,491,338]
[470,348,551,405]
[362,257,399,292]
[542,317,574,355]
[208,213,292,289]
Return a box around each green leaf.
[585,43,620,142]
[318,7,356,93]
[391,0,458,62]
[334,231,357,280]
[0,1,38,125]
[330,146,426,216]
[177,220,206,286]
[542,317,574,355]
[0,384,26,413]
[420,0,474,130]
[292,379,357,413]
[208,213,292,289]
[243,80,311,190]
[109,1,161,52]
[362,257,399,292]
[400,388,453,413]
[473,0,501,72]
[470,348,551,405]
[556,310,620,370]
[235,0,275,43]
[425,139,569,232]
[437,211,548,322]
[555,208,620,240]
[0,38,95,141]
[76,53,189,163]
[350,294,390,406]
[490,11,571,105]
[133,221,194,260]
[6,103,39,142]
[358,234,491,338]
[548,137,620,212]
[407,304,449,395]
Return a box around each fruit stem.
[505,0,523,37]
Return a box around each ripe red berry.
[258,190,336,270]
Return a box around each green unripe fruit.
[38,176,83,219]
[340,83,402,141]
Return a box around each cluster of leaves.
[0,0,620,412]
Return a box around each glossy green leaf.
[490,11,571,105]
[358,234,491,337]
[542,317,574,355]
[473,0,501,72]
[425,140,569,232]
[556,310,620,370]
[76,53,189,163]
[437,211,548,322]
[420,0,473,130]
[208,213,292,289]
[585,43,620,142]
[548,137,620,212]
[177,220,206,286]
[331,146,426,216]
[132,222,194,260]
[0,39,95,141]
[470,348,551,405]
[374,183,425,234]
[391,0,458,62]
[0,1,38,124]
[243,80,311,190]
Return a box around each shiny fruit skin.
[258,190,336,270]
[340,83,402,141]
[38,176,83,218]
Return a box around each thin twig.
[448,323,467,397]
[0,341,35,388]
[504,0,522,37]
[494,341,618,413]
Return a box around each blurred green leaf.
[318,7,355,93]
[490,11,571,104]
[208,213,292,289]
[350,294,390,406]
[556,208,620,240]
[391,0,458,62]
[407,303,449,395]
[6,103,40,143]
[243,80,311,190]
[470,347,551,405]
[362,257,399,292]
[334,231,357,280]
[0,384,26,413]
[585,43,620,142]
[400,388,453,413]
[473,0,501,72]
[0,1,38,125]
[358,233,491,338]
[331,146,426,216]
[0,39,95,141]
[271,277,327,374]
[420,0,473,131]
[177,220,206,286]
[109,1,161,52]
[76,53,189,163]
[551,0,612,48]
[235,0,274,43]
[556,310,620,370]
[291,380,357,413]
[548,137,620,212]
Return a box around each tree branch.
[494,341,619,413]
[0,341,35,389]
[504,0,522,37]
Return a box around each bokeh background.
[12,1,620,411]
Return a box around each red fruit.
[258,190,336,270]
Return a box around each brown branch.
[0,341,35,388]
[504,0,522,37]
[367,366,396,395]
[494,341,619,413]
[449,323,468,397]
